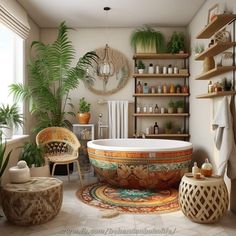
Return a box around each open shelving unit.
[195,14,236,99]
[133,53,190,140]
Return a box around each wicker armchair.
[36,127,83,186]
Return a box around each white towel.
[108,100,128,139]
[212,96,236,179]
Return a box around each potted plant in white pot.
[19,142,50,177]
[138,60,146,74]
[175,100,185,113]
[76,97,91,124]
[0,104,23,139]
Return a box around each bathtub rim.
[87,138,193,152]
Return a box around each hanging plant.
[130,26,165,53]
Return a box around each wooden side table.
[1,177,63,225]
[179,173,228,223]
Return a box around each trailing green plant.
[9,21,98,133]
[0,103,23,129]
[79,97,91,113]
[130,26,165,53]
[175,100,184,108]
[167,32,186,54]
[221,78,232,91]
[138,60,145,69]
[0,131,12,179]
[19,142,45,168]
[168,100,175,108]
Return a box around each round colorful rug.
[76,183,179,214]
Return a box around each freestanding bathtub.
[87,139,192,189]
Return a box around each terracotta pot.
[76,112,91,124]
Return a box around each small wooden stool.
[1,177,63,225]
[179,173,228,223]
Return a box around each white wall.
[188,0,236,198]
[40,26,186,137]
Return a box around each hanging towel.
[108,100,128,139]
[212,96,236,179]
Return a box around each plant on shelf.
[19,142,49,177]
[77,97,91,124]
[164,121,174,134]
[10,21,98,133]
[0,104,23,139]
[0,131,12,182]
[221,78,232,91]
[130,26,165,53]
[194,43,205,56]
[175,100,185,113]
[167,32,186,54]
[168,100,175,114]
[137,60,146,74]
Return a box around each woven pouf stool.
[179,174,228,223]
[1,177,63,225]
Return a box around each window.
[0,22,24,134]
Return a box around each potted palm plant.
[167,32,186,54]
[76,97,91,124]
[19,142,50,177]
[0,104,23,139]
[10,21,98,133]
[131,26,165,53]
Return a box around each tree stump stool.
[1,177,63,225]
[179,174,228,223]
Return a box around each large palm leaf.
[10,21,98,133]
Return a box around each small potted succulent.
[77,97,91,124]
[194,43,205,56]
[175,100,185,113]
[137,60,146,74]
[168,100,175,114]
[0,104,23,139]
[167,32,186,54]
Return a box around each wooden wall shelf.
[133,93,189,97]
[196,91,236,99]
[133,113,189,117]
[133,73,189,78]
[145,134,190,138]
[196,14,236,39]
[133,53,189,60]
[195,66,236,80]
[195,42,236,61]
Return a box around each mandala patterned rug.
[76,183,179,214]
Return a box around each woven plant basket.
[203,56,215,72]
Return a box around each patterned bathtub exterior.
[87,139,192,189]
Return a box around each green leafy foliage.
[0,131,12,178]
[137,60,145,69]
[19,142,45,168]
[0,104,23,129]
[79,97,91,113]
[167,32,185,53]
[165,121,174,130]
[175,100,184,108]
[131,26,165,53]
[9,21,98,133]
[168,100,175,108]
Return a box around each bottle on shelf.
[156,65,160,74]
[168,64,173,74]
[151,86,156,94]
[148,104,153,113]
[163,84,168,93]
[157,85,162,93]
[174,66,178,74]
[136,104,141,113]
[136,81,143,93]
[163,66,167,74]
[170,84,175,93]
[148,63,154,74]
[208,81,213,93]
[192,162,199,178]
[153,122,159,134]
[154,104,160,113]
[143,104,147,113]
[201,158,213,177]
[143,83,149,94]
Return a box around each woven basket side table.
[179,174,228,223]
[1,177,63,225]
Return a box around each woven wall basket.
[203,56,215,72]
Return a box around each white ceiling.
[17,0,206,28]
